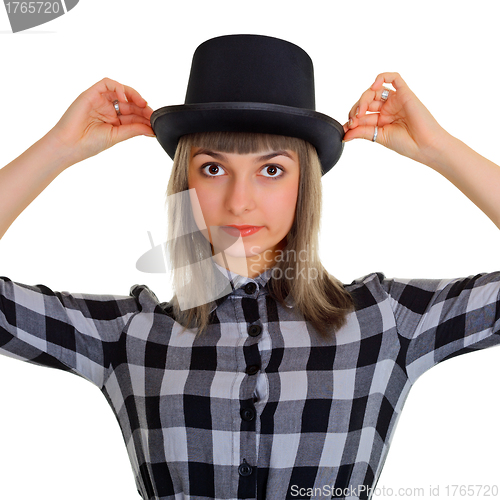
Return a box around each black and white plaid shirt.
[1,266,500,500]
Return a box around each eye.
[201,163,225,177]
[199,162,285,179]
[261,164,284,179]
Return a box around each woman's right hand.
[48,77,155,165]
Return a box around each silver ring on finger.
[372,126,378,143]
[113,100,122,116]
[381,89,390,102]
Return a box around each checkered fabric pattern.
[1,268,500,500]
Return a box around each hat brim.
[150,102,344,175]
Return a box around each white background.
[1,1,499,499]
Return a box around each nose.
[224,176,256,216]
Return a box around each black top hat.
[151,34,344,175]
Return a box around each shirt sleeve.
[0,276,140,389]
[381,272,500,384]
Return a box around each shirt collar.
[209,261,293,313]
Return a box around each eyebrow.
[192,149,293,162]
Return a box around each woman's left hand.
[343,72,450,166]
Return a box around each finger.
[352,87,391,119]
[122,83,149,107]
[115,114,153,128]
[346,112,379,132]
[113,123,155,143]
[93,78,148,108]
[348,88,376,119]
[343,123,379,143]
[348,100,360,120]
[359,86,397,115]
[348,99,383,122]
[101,95,149,117]
[93,77,129,105]
[101,100,153,128]
[357,94,372,119]
[373,87,393,103]
[367,100,384,113]
[371,72,407,92]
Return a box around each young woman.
[1,34,500,500]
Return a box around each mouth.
[220,225,264,237]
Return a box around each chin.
[213,237,270,259]
[218,244,263,259]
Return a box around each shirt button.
[240,407,256,421]
[244,282,257,294]
[246,365,260,375]
[248,324,262,337]
[238,459,253,477]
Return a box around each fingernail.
[144,133,156,137]
[348,118,353,127]
[355,107,359,117]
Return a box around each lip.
[220,225,264,237]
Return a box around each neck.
[212,240,285,278]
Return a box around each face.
[187,146,300,277]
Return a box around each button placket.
[236,279,262,496]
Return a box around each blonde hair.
[165,131,353,338]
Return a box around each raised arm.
[343,72,500,229]
[0,77,155,240]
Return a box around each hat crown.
[185,34,316,110]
